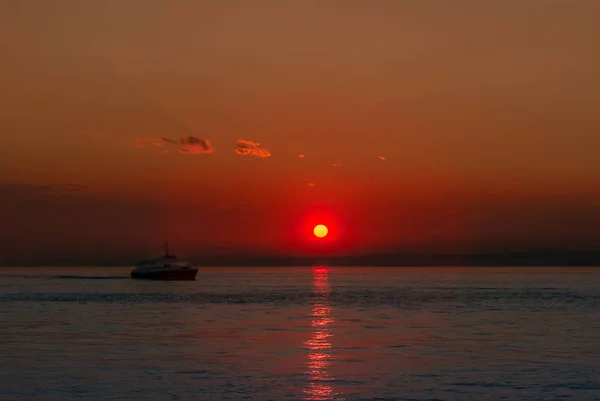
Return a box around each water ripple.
[0,267,599,400]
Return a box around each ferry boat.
[131,243,197,280]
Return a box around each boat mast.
[164,241,170,257]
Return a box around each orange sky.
[1,1,599,262]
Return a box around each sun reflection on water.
[304,266,336,400]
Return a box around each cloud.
[298,154,306,158]
[161,137,178,144]
[307,182,317,187]
[178,136,214,154]
[234,139,271,158]
[135,135,213,154]
[332,163,342,167]
[379,156,387,161]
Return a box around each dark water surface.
[1,266,599,400]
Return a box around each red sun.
[313,224,328,238]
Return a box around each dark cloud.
[234,139,271,158]
[135,135,213,154]
[160,137,178,144]
[178,136,214,154]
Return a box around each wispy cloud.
[161,137,178,144]
[332,163,342,167]
[178,136,214,154]
[379,156,387,161]
[135,135,213,154]
[298,154,306,159]
[234,139,271,158]
[307,182,317,187]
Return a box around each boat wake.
[0,274,128,280]
[56,275,129,280]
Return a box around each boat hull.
[131,268,198,281]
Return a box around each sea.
[0,266,599,401]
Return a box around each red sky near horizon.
[1,1,600,263]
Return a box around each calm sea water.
[0,266,599,401]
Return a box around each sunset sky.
[2,1,600,264]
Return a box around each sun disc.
[314,224,328,238]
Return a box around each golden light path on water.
[304,266,337,400]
